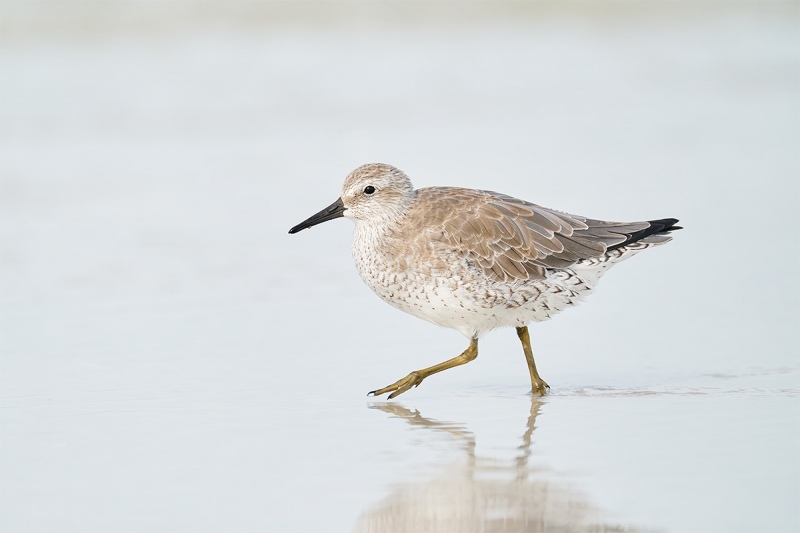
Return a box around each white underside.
[353,228,665,338]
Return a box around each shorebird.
[289,163,680,399]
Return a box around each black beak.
[288,197,347,234]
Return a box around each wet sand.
[2,2,798,531]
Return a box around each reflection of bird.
[356,401,635,532]
[290,163,680,398]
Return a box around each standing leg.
[368,338,478,400]
[516,326,549,396]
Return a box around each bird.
[289,163,680,399]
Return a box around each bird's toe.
[368,371,422,400]
[531,379,550,396]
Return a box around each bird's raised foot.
[367,371,423,400]
[530,378,550,396]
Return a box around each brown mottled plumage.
[399,187,669,282]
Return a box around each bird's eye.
[364,186,376,195]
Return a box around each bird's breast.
[351,225,472,318]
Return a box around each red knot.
[289,163,681,399]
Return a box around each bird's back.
[404,187,679,283]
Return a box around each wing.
[415,187,655,282]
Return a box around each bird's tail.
[572,218,681,287]
[606,218,682,251]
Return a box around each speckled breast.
[350,223,597,337]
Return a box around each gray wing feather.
[420,187,651,282]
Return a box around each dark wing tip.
[606,218,682,251]
[648,218,682,232]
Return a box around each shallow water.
[2,2,798,532]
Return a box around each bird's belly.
[356,263,476,334]
[355,251,593,338]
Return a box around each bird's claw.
[368,371,423,399]
[531,379,550,396]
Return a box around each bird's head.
[288,163,416,234]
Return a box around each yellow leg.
[368,338,478,399]
[516,326,549,396]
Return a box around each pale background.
[2,1,798,532]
